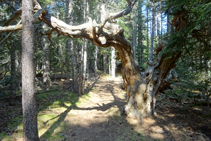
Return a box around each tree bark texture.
[21,0,39,140]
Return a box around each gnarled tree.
[0,0,183,123]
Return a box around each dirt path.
[61,76,210,141]
[63,76,128,141]
[1,75,210,141]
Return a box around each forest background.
[0,0,211,140]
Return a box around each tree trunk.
[94,46,98,80]
[138,0,143,65]
[66,0,79,93]
[9,41,16,106]
[157,0,161,41]
[111,47,116,78]
[146,0,149,59]
[103,49,107,73]
[149,1,155,61]
[132,5,137,60]
[42,24,51,85]
[22,0,39,140]
[65,0,70,80]
[78,44,84,95]
[71,41,78,93]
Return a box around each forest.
[0,0,211,140]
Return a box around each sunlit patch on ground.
[0,76,210,141]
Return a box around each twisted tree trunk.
[1,0,183,123]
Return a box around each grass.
[0,89,91,141]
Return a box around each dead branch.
[4,8,22,26]
[33,9,47,23]
[0,24,22,33]
[0,20,22,44]
[109,0,137,19]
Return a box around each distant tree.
[149,0,155,61]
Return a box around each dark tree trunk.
[22,0,39,140]
[9,41,16,106]
[103,49,107,73]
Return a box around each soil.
[0,75,211,141]
[62,76,211,141]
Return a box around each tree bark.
[94,46,98,80]
[111,47,116,78]
[103,50,107,73]
[66,0,79,93]
[132,5,137,60]
[9,41,16,106]
[22,0,39,140]
[42,24,51,85]
[65,0,71,80]
[157,0,161,41]
[137,0,143,64]
[146,0,149,59]
[79,44,84,95]
[149,1,155,61]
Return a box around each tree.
[2,0,210,125]
[111,47,116,78]
[21,0,39,140]
[157,0,161,41]
[42,23,51,86]
[149,1,155,61]
[132,4,137,60]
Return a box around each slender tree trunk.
[66,0,78,93]
[9,41,16,105]
[71,42,78,93]
[65,0,70,80]
[132,5,137,60]
[79,45,84,95]
[94,46,98,80]
[42,24,51,85]
[103,53,106,73]
[167,9,170,33]
[157,0,161,41]
[109,54,111,76]
[150,1,155,61]
[111,47,116,78]
[22,0,39,140]
[138,0,143,64]
[146,0,149,59]
[9,1,17,106]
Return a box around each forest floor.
[0,75,211,141]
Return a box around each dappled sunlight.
[1,76,210,141]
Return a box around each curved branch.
[4,8,22,26]
[109,0,137,19]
